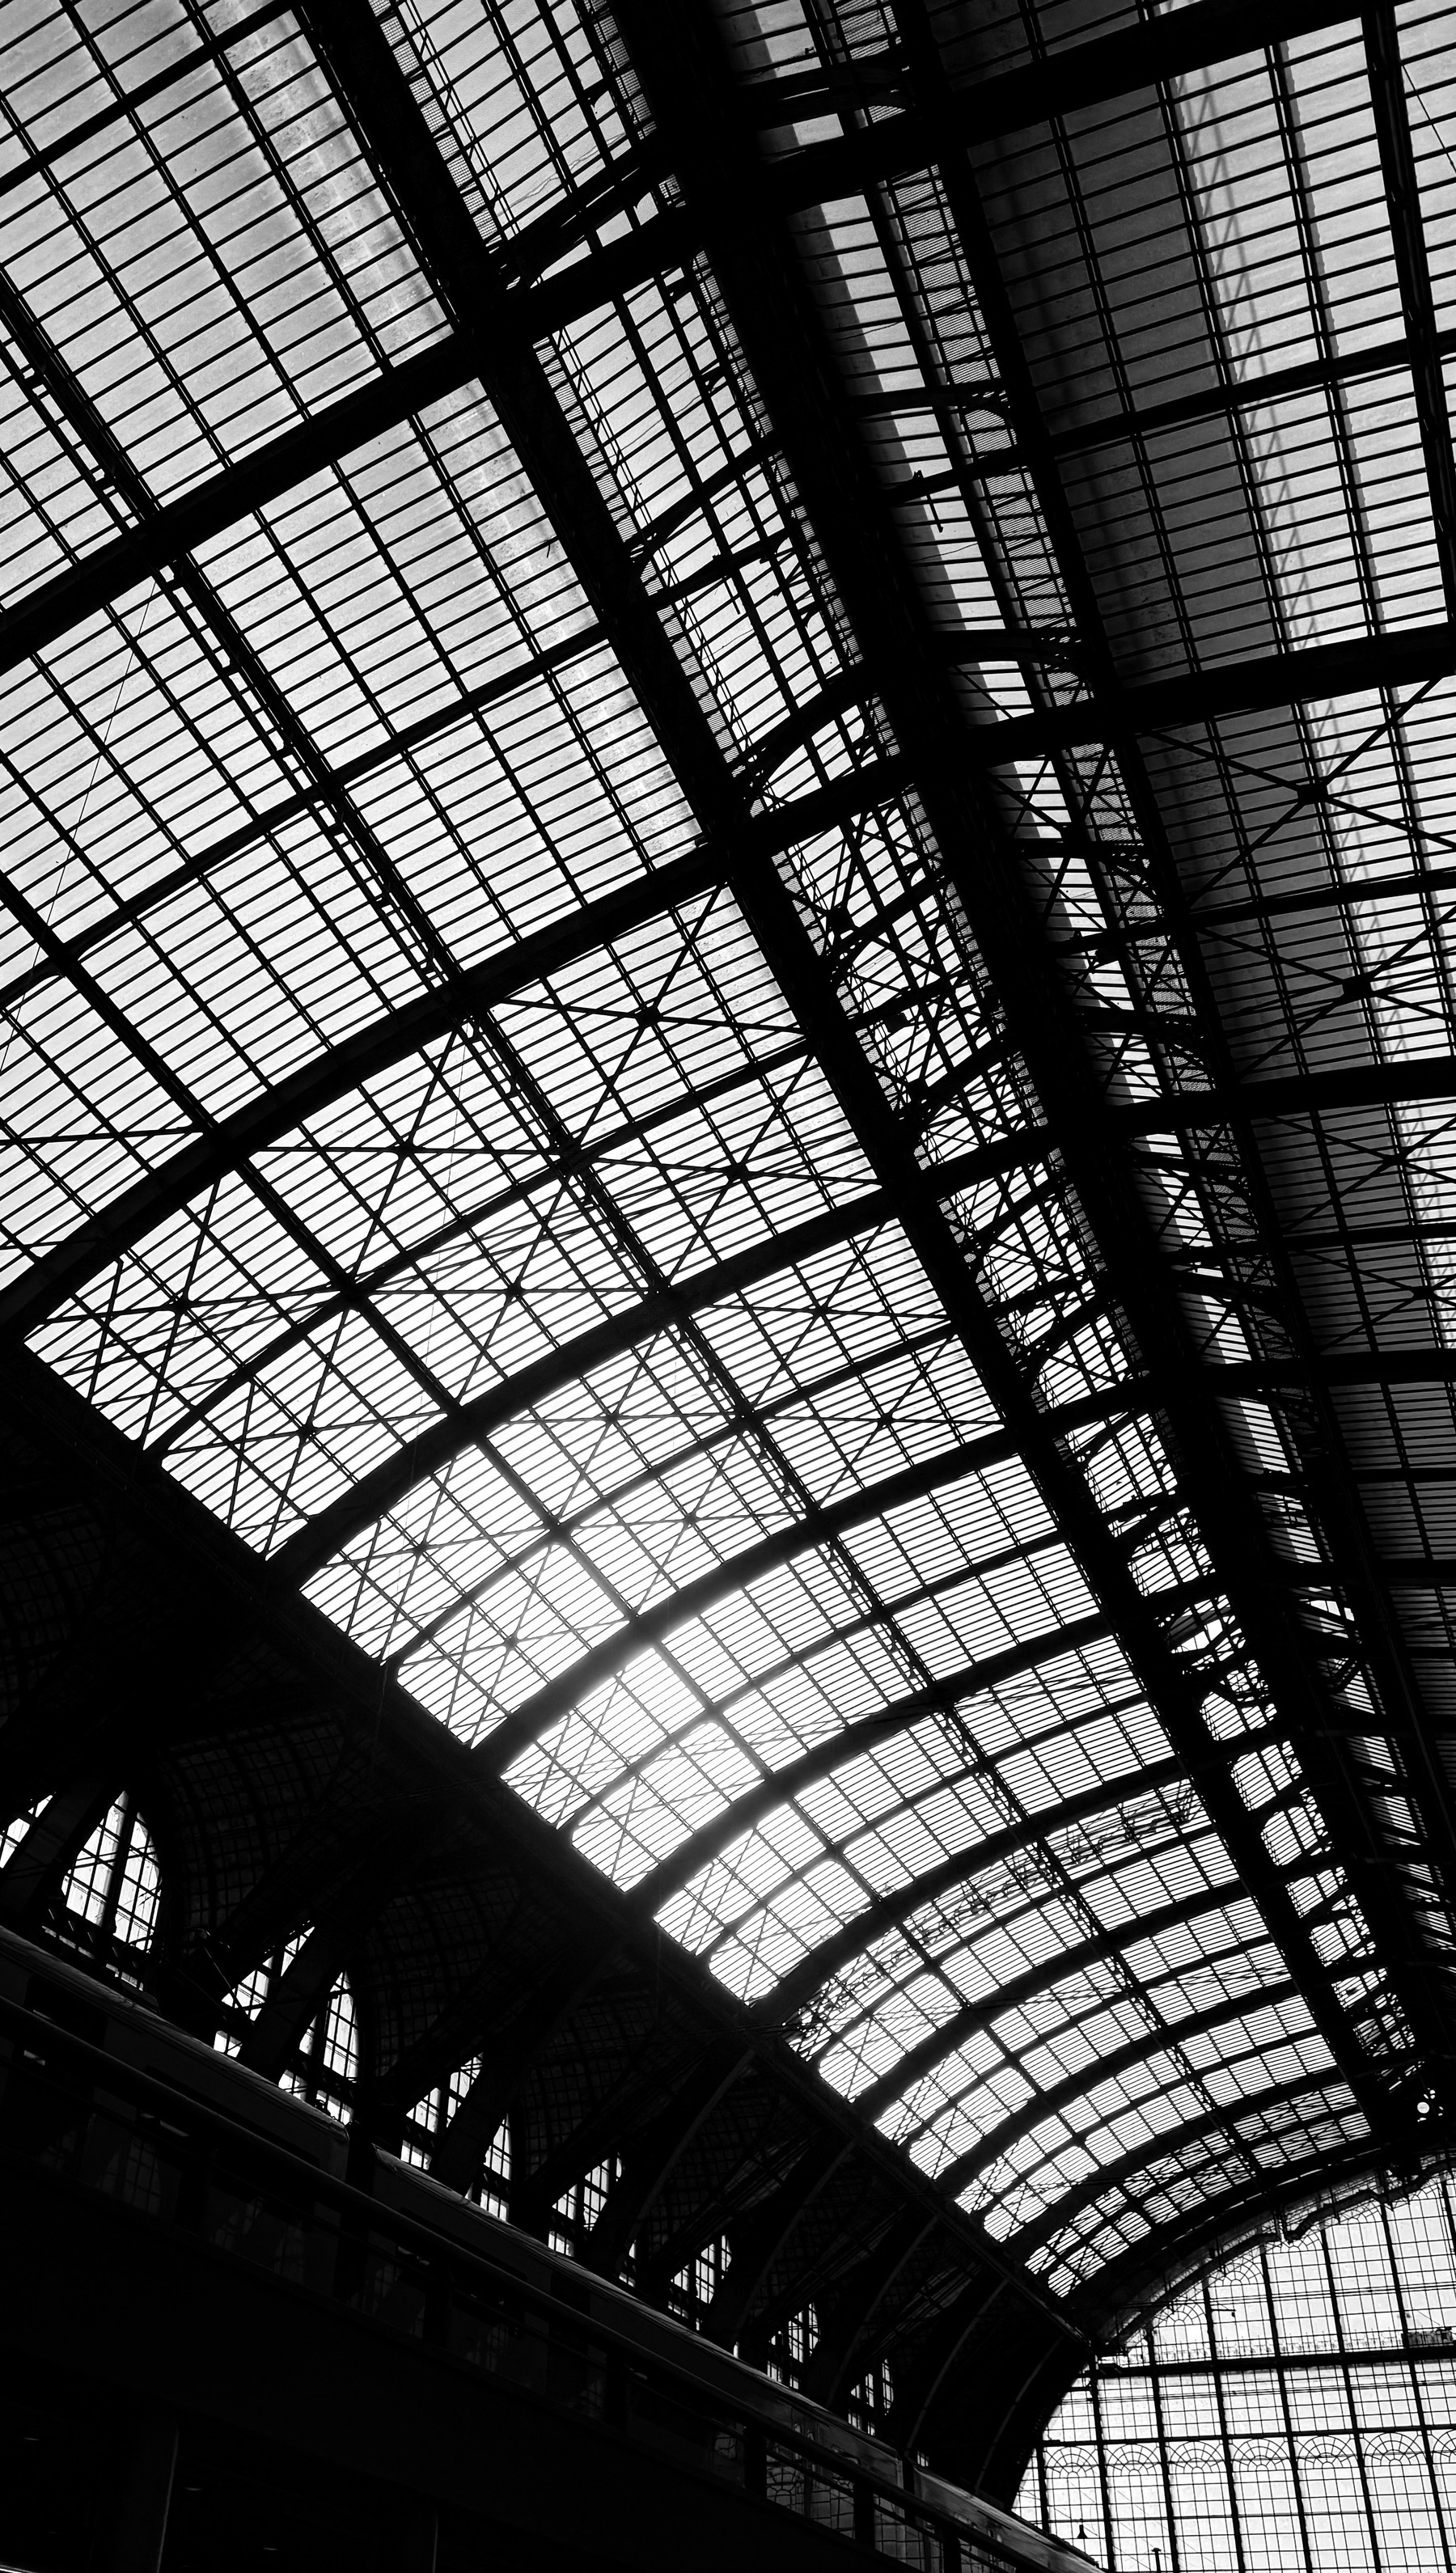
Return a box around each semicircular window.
[1017,2174,1456,2568]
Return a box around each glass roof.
[3,0,1454,2319]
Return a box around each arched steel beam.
[623,1617,1115,1921]
[881,2274,1011,2461]
[686,1679,1198,1989]
[0,758,924,1349]
[929,1978,1301,2205]
[266,1191,969,1588]
[301,1382,1085,1681]
[580,2037,755,2280]
[813,1883,1258,2125]
[235,1807,444,2083]
[756,1756,1203,2030]
[1076,2135,1433,2342]
[147,1022,821,1460]
[613,1608,1135,1898]
[798,2208,937,2408]
[298,0,1399,2142]
[0,848,711,1343]
[382,1320,969,1693]
[614,0,1452,2129]
[1006,2068,1363,2262]
[0,214,703,682]
[429,1942,618,2197]
[702,2135,856,2351]
[462,1437,1107,1779]
[0,619,596,1019]
[241,1050,1456,1540]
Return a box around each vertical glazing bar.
[1378,2200,1454,2573]
[1320,2225,1386,2572]
[1260,2245,1318,2573]
[1088,2361,1119,2572]
[1202,2276,1249,2573]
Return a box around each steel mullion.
[1378,2198,1456,2573]
[1259,2241,1322,2573]
[1318,2226,1388,2573]
[1202,2273,1252,2573]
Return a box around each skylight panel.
[2,0,198,176]
[382,0,641,249]
[3,13,447,506]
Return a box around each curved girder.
[10,0,1456,2462]
[1005,2067,1362,2265]
[145,1019,816,1458]
[0,849,706,1341]
[267,1192,949,1588]
[622,1617,1116,1920]
[615,0,1455,2136]
[756,1748,1230,2030]
[930,1980,1301,2206]
[955,2013,1328,2249]
[377,1319,971,1684]
[459,1432,1103,1778]
[1074,2136,1431,2344]
[806,1885,1248,2143]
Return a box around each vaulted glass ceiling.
[2,0,1455,2320]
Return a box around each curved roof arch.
[4,0,1456,2495]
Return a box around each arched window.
[765,2302,819,2390]
[400,2059,510,2218]
[214,1932,307,2055]
[283,1974,357,2124]
[667,2233,730,2330]
[549,2155,618,2262]
[61,1794,160,1973]
[1016,2176,1456,2569]
[216,1936,357,2124]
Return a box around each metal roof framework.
[4,0,1456,2496]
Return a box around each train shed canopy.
[3,0,1456,2493]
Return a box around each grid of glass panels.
[0,0,1448,2317]
[1017,2174,1456,2571]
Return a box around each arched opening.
[216,1937,358,2124]
[1016,2177,1456,2568]
[59,1794,161,1982]
[401,2062,510,2217]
